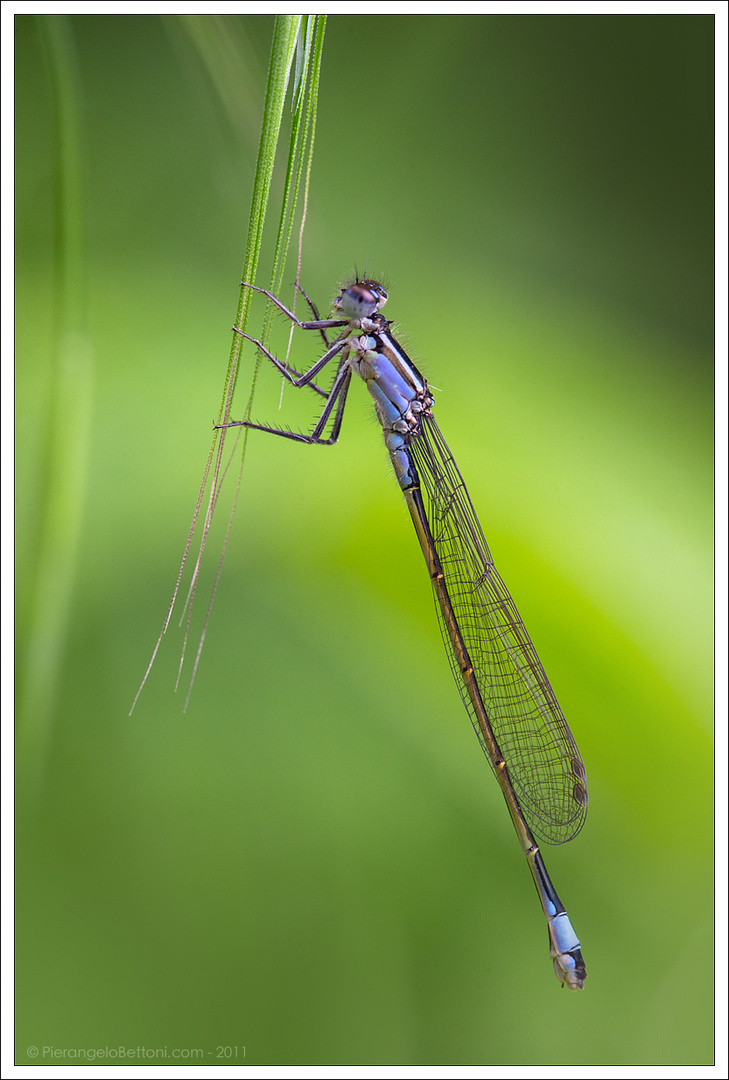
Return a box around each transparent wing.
[409,416,587,845]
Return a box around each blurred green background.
[15,13,714,1067]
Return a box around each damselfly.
[221,278,589,989]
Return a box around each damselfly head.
[335,280,388,320]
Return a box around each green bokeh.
[16,14,714,1067]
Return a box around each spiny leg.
[240,281,347,335]
[232,328,349,392]
[217,362,353,447]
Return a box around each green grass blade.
[131,15,329,709]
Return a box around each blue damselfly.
[221,278,589,989]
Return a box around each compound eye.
[338,283,381,319]
[363,280,388,309]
